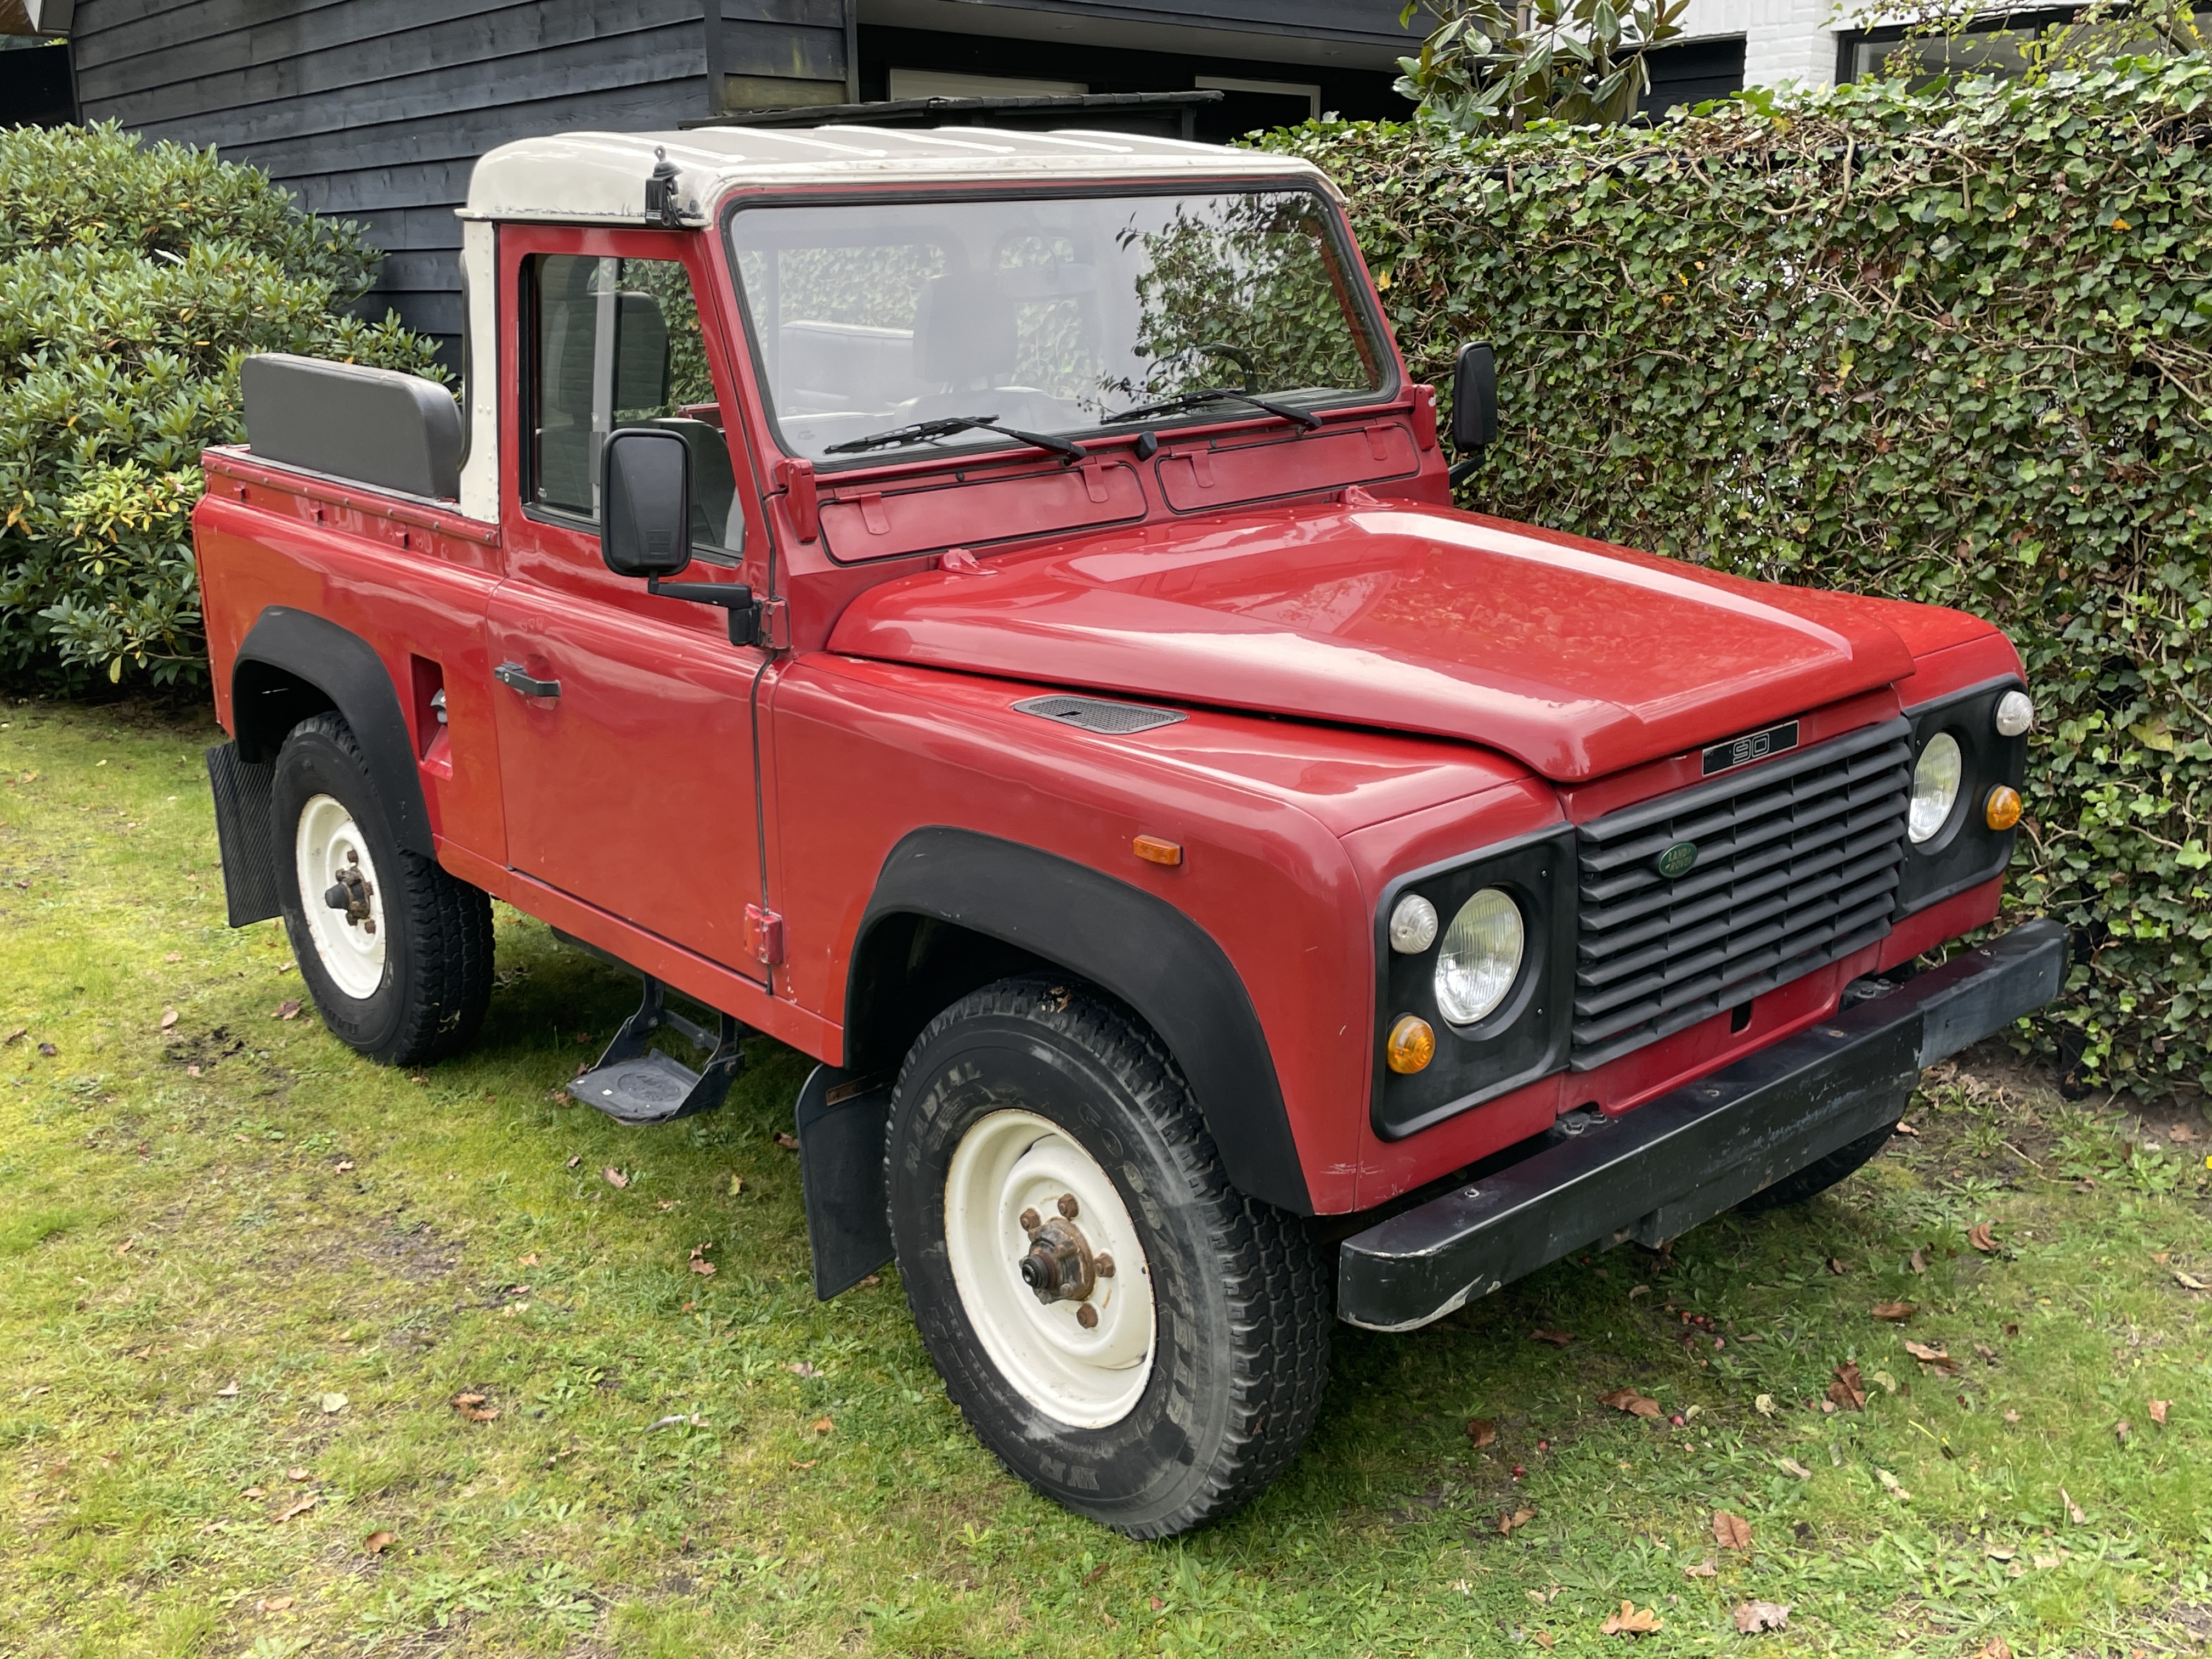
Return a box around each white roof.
[461,126,1336,225]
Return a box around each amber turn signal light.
[1386,1014,1435,1074]
[1984,785,2022,832]
[1132,834,1182,867]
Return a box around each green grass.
[2,696,2210,1658]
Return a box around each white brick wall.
[1677,0,1846,87]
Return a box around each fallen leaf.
[657,1199,679,1211]
[775,1132,800,1150]
[2171,1122,2198,1142]
[2061,1487,2086,1524]
[256,1595,295,1613]
[164,951,182,962]
[462,1405,499,1421]
[1529,1329,1574,1347]
[1903,1340,1958,1372]
[272,1492,318,1522]
[1732,1600,1792,1634]
[318,1392,347,1414]
[1713,1510,1752,1551]
[1753,1393,1777,1416]
[602,1167,629,1189]
[2004,1409,2021,1423]
[1499,1506,1534,1534]
[1985,1545,2017,1561]
[2,1027,25,1045]
[1533,1634,1556,1651]
[216,1383,238,1398]
[2115,1419,2132,1442]
[1600,1600,1663,1636]
[452,1392,487,1407]
[2032,1553,2063,1570]
[690,1258,716,1276]
[185,1064,200,1076]
[1973,1342,1999,1364]
[2176,1269,2209,1290]
[1467,1418,1497,1448]
[1599,1389,1663,1418]
[364,1530,394,1554]
[519,1252,539,1267]
[273,999,300,1020]
[787,1361,820,1379]
[1892,1120,1921,1137]
[1629,1283,1650,1298]
[285,1467,309,1482]
[809,1416,833,1434]
[1967,1222,1997,1253]
[241,1485,266,1498]
[1777,1457,1813,1480]
[1871,1300,1917,1321]
[1908,1248,1927,1274]
[1829,1363,1868,1412]
[1684,1560,1718,1578]
[115,1237,136,1256]
[37,1042,55,1056]
[2151,1398,2169,1425]
[1876,1468,1911,1500]
[1826,1257,1849,1275]
[1975,1640,2013,1659]
[159,1008,178,1031]
[565,1155,581,1169]
[728,1175,745,1195]
[2153,1251,2171,1264]
[860,1273,881,1287]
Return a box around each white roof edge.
[460,127,1337,225]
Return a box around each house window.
[1835,7,2080,83]
[885,68,1086,99]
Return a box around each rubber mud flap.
[205,740,281,927]
[795,1064,895,1300]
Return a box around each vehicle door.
[487,227,769,978]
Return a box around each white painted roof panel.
[461,126,1335,224]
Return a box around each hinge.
[757,597,789,650]
[775,458,819,541]
[744,903,784,966]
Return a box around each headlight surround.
[1434,888,1524,1025]
[1894,676,2032,918]
[1908,731,1963,844]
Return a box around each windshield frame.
[717,178,1402,476]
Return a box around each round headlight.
[1434,888,1524,1025]
[1909,732,1963,844]
[1994,689,2034,738]
[1389,894,1439,954]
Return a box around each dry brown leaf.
[274,999,300,1020]
[1903,1340,1958,1372]
[1777,1457,1813,1480]
[115,1237,135,1256]
[1600,1600,1663,1637]
[2,1027,26,1045]
[1826,1257,1849,1274]
[285,1468,309,1482]
[364,1530,394,1554]
[565,1155,581,1169]
[159,1008,178,1031]
[1977,1639,2015,1659]
[2114,1420,2131,1442]
[37,1041,56,1056]
[2171,1122,2198,1142]
[1713,1510,1752,1550]
[2151,1398,2170,1425]
[787,1361,819,1378]
[1871,1300,1917,1321]
[1532,1633,1556,1651]
[690,1258,716,1276]
[333,1159,354,1173]
[1909,1248,1928,1273]
[519,1251,540,1267]
[1829,1363,1868,1412]
[1892,1120,1921,1136]
[241,1485,265,1499]
[1876,1468,1911,1500]
[809,1416,833,1434]
[451,1392,487,1407]
[1732,1600,1792,1634]
[2061,1487,2086,1524]
[602,1166,629,1189]
[216,1383,238,1398]
[271,1492,318,1523]
[657,1199,679,1211]
[1499,1506,1535,1535]
[775,1132,800,1150]
[2004,1409,2021,1423]
[1967,1222,1997,1253]
[2176,1269,2209,1291]
[1467,1418,1497,1448]
[256,1595,295,1613]
[1684,1561,1718,1578]
[461,1406,499,1422]
[1529,1329,1574,1347]
[1599,1388,1663,1418]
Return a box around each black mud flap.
[205,740,281,927]
[795,1064,895,1300]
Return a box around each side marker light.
[1386,1014,1436,1074]
[1984,786,2022,832]
[1132,835,1183,867]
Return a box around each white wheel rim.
[294,793,387,1000]
[943,1109,1155,1428]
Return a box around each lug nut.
[1076,1304,1099,1329]
[1019,1207,1041,1235]
[1094,1254,1115,1278]
[1057,1193,1079,1219]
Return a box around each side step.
[567,977,749,1126]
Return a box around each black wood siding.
[70,0,850,359]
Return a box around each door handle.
[494,661,561,698]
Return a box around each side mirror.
[601,426,692,579]
[1451,340,1497,453]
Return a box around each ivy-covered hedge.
[1267,61,2212,1096]
[0,123,445,690]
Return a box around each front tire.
[272,712,492,1066]
[887,976,1330,1538]
[1736,1122,1897,1213]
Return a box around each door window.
[525,254,744,556]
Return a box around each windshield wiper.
[1104,387,1323,433]
[822,414,1087,462]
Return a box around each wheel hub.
[323,851,376,934]
[1017,1193,1116,1314]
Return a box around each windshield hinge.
[1076,455,1111,504]
[775,458,819,541]
[756,597,789,651]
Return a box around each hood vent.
[1012,695,1186,735]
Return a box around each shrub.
[1266,61,2212,1096]
[0,122,445,690]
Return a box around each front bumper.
[1336,918,2067,1332]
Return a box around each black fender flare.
[850,827,1312,1215]
[232,607,432,858]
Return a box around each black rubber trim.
[850,827,1311,1215]
[1336,917,2066,1331]
[795,1063,896,1300]
[231,608,432,857]
[1894,674,2028,917]
[205,739,282,927]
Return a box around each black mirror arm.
[1448,454,1484,488]
[645,576,761,647]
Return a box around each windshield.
[726,188,1390,466]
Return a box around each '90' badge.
[1654,841,1700,879]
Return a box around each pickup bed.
[192,123,2061,1537]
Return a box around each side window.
[526,253,743,556]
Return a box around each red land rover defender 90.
[192,125,2061,1537]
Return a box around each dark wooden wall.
[70,0,855,359]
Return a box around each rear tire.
[1736,1122,1897,1213]
[887,975,1330,1538]
[272,712,492,1066]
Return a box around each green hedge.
[1266,61,2212,1096]
[0,123,445,690]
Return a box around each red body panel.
[191,204,2029,1220]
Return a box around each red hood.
[824,503,1917,782]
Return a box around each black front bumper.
[1336,919,2067,1332]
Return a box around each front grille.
[1570,718,1912,1070]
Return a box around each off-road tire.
[1736,1122,1897,1213]
[887,975,1331,1538]
[272,712,492,1065]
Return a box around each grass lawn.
[2,695,2209,1658]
